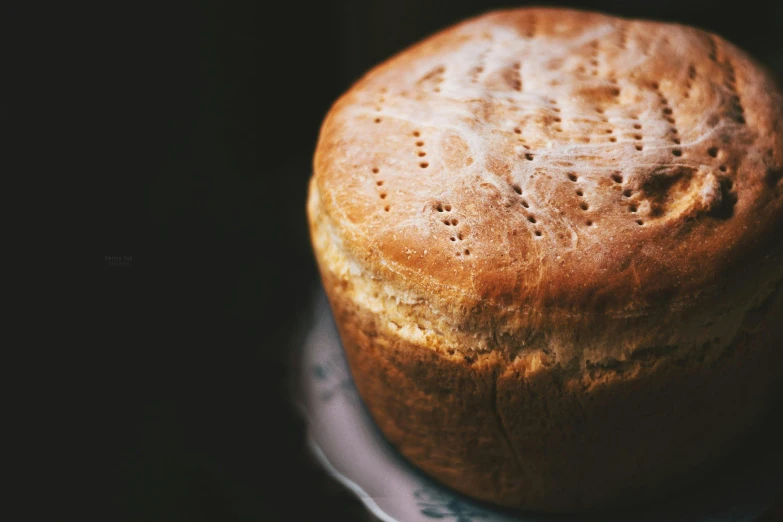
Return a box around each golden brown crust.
[313,7,783,314]
[308,7,783,513]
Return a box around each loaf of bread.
[307,8,783,513]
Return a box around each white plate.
[295,291,782,522]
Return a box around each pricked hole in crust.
[719,165,727,172]
[418,152,426,157]
[376,181,384,186]
[554,118,562,123]
[525,153,534,161]
[372,167,379,174]
[450,236,456,241]
[457,232,463,240]
[436,203,443,212]
[416,141,424,147]
[633,124,642,130]
[635,145,643,151]
[576,189,584,196]
[636,219,644,225]
[605,129,613,134]
[521,200,529,208]
[633,134,642,140]
[567,173,578,182]
[580,202,589,211]
[528,215,536,223]
[629,205,637,212]
[420,162,429,168]
[609,137,617,142]
[380,193,387,199]
[672,149,683,157]
[384,206,390,212]
[586,220,593,226]
[464,249,470,255]
[708,147,719,158]
[673,138,681,145]
[623,189,633,197]
[374,118,382,123]
[413,131,420,137]
[514,127,522,134]
[451,219,458,225]
[534,230,542,237]
[611,173,623,183]
[663,107,673,115]
[512,184,522,195]
[445,204,452,211]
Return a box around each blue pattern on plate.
[415,487,489,521]
[312,350,354,401]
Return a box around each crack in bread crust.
[490,375,523,476]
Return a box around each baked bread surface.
[308,7,783,512]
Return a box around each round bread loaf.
[307,8,783,513]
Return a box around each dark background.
[97,1,783,520]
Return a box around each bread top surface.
[312,8,783,314]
